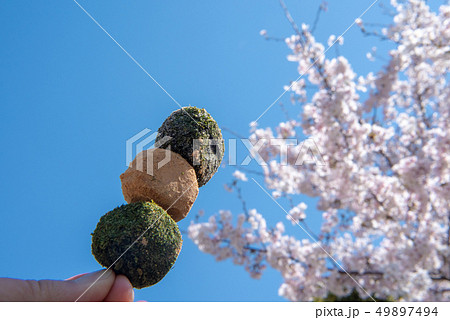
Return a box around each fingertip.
[103,274,134,302]
[71,269,116,302]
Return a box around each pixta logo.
[126,128,325,176]
[125,129,172,176]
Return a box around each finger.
[103,274,134,302]
[0,269,115,302]
[70,269,116,302]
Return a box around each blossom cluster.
[189,0,449,301]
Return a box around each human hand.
[0,269,134,302]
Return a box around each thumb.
[0,269,116,302]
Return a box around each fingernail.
[65,273,88,281]
[98,269,114,280]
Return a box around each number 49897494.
[375,306,438,317]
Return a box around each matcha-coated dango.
[91,202,182,289]
[155,106,224,187]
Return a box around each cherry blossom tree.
[189,0,450,301]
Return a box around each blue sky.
[0,0,421,301]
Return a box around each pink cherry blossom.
[232,170,248,182]
[189,0,450,301]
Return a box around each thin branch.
[262,35,286,42]
[311,2,326,34]
[333,269,384,277]
[222,126,246,139]
[359,28,391,41]
[232,180,249,217]
[279,0,302,37]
